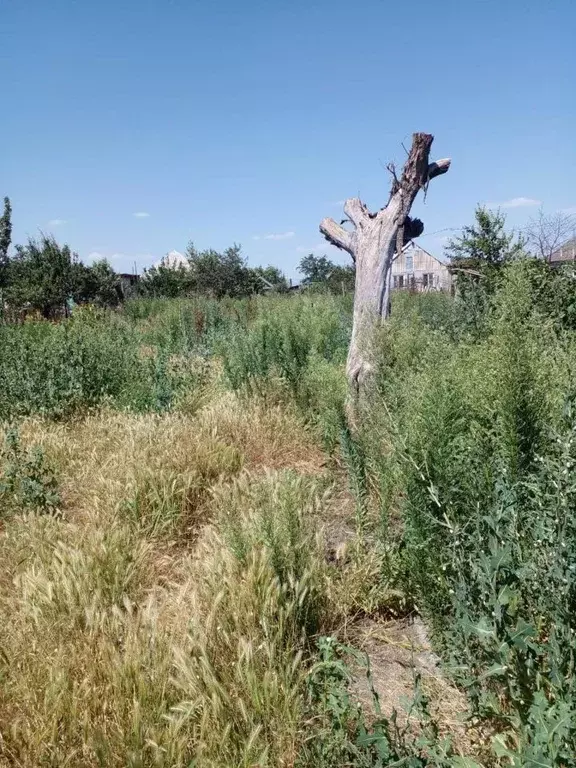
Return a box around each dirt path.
[323,483,476,754]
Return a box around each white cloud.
[560,206,576,215]
[133,211,150,218]
[487,197,541,209]
[253,231,295,241]
[296,243,326,254]
[47,218,66,227]
[331,200,346,207]
[266,231,294,240]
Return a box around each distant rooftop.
[550,237,576,263]
[153,250,189,270]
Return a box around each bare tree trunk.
[319,132,450,400]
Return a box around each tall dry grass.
[0,393,336,767]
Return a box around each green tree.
[6,234,80,318]
[252,265,289,292]
[75,258,121,308]
[0,198,12,312]
[0,197,12,264]
[187,243,255,298]
[299,253,355,293]
[139,246,286,299]
[325,263,355,293]
[139,256,192,298]
[447,206,524,272]
[446,206,525,318]
[299,254,335,284]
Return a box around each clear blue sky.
[3,0,575,278]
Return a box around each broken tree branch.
[344,197,370,229]
[319,217,353,255]
[427,158,452,180]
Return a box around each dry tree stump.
[319,132,451,403]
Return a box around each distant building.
[391,241,452,292]
[156,250,189,270]
[548,237,576,266]
[118,273,140,299]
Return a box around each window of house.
[422,273,433,287]
[405,254,413,272]
[398,275,404,288]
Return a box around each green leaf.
[472,617,495,641]
[478,663,507,681]
[509,618,536,650]
[492,733,516,759]
[496,583,515,606]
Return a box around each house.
[391,241,452,292]
[549,237,576,266]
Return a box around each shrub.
[351,260,576,762]
[0,313,185,419]
[0,428,60,516]
[220,294,350,408]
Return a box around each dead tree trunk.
[319,132,450,399]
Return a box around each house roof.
[394,239,446,266]
[154,250,189,270]
[550,237,576,263]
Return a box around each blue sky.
[3,0,575,279]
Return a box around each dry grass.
[15,394,324,527]
[0,394,335,767]
[0,384,469,766]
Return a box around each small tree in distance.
[524,208,576,262]
[299,254,335,284]
[253,265,289,292]
[299,253,355,293]
[139,257,192,298]
[186,243,255,298]
[446,205,524,271]
[139,245,288,299]
[446,206,525,330]
[76,258,121,308]
[0,198,12,313]
[0,197,12,264]
[6,234,80,318]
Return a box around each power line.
[418,226,462,239]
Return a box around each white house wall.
[391,246,452,291]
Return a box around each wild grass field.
[1,262,576,766]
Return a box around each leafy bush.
[0,429,60,516]
[443,402,576,764]
[0,312,184,419]
[355,261,576,762]
[220,294,350,408]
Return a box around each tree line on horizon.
[0,197,355,319]
[1,194,573,321]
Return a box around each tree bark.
[319,132,450,400]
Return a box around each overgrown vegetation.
[2,202,576,765]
